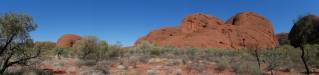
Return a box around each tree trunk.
[255,49,261,69]
[300,46,310,75]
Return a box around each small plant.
[215,60,228,72]
[230,62,239,73]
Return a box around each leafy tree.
[289,14,319,75]
[0,13,41,74]
[289,14,319,47]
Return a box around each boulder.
[135,12,278,49]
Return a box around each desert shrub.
[125,41,159,63]
[34,41,56,59]
[135,41,160,57]
[157,45,180,58]
[215,59,228,72]
[135,41,156,50]
[58,35,124,61]
[149,48,161,57]
[271,45,307,72]
[249,65,263,75]
[55,47,74,58]
[95,40,108,60]
[304,44,319,68]
[204,49,223,62]
[72,36,100,59]
[236,62,262,75]
[184,61,207,74]
[129,41,180,64]
[278,45,301,64]
[260,49,285,72]
[94,40,125,60]
[105,43,124,59]
[184,48,199,61]
[204,48,248,62]
[230,61,240,73]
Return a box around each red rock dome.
[57,34,81,48]
[135,12,278,49]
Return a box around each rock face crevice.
[135,12,278,49]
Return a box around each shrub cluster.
[36,39,319,74]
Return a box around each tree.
[0,13,41,74]
[289,14,319,75]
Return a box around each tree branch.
[8,47,41,66]
[0,33,17,56]
[0,49,15,73]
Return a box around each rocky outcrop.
[181,14,224,33]
[135,12,278,49]
[57,34,81,48]
[276,32,289,45]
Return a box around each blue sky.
[1,0,319,46]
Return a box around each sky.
[0,0,319,46]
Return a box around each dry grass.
[5,41,319,75]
